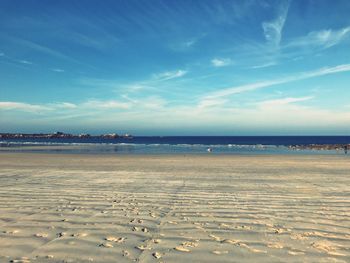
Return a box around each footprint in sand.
[10,257,31,263]
[212,250,228,255]
[4,229,20,234]
[132,226,140,231]
[311,240,344,256]
[57,232,67,237]
[182,241,199,248]
[221,239,239,245]
[105,236,126,243]
[249,248,267,253]
[136,245,151,251]
[72,232,88,237]
[174,246,191,252]
[219,223,230,228]
[288,250,305,256]
[122,250,130,257]
[152,238,162,244]
[130,218,144,224]
[34,233,48,238]
[208,234,221,242]
[149,213,157,218]
[152,252,162,259]
[99,242,113,248]
[236,243,250,249]
[274,228,284,234]
[267,243,284,249]
[290,233,307,240]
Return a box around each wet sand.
[0,152,349,262]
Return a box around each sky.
[1,0,350,135]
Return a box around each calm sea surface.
[1,136,350,155]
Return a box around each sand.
[0,152,349,262]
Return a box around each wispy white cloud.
[82,100,131,110]
[3,36,94,68]
[202,80,282,101]
[211,58,232,67]
[182,39,196,48]
[132,96,167,110]
[52,102,77,109]
[262,0,290,47]
[292,56,303,61]
[18,60,33,65]
[0,95,167,117]
[258,96,313,107]
[169,34,206,52]
[197,98,228,109]
[201,64,350,101]
[65,30,119,51]
[0,52,35,67]
[78,77,118,88]
[52,68,65,73]
[78,68,187,98]
[2,95,350,135]
[287,26,350,49]
[0,102,51,112]
[6,36,74,62]
[251,61,277,69]
[153,69,187,81]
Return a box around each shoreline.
[0,143,349,156]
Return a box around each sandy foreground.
[0,153,349,263]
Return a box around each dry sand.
[0,152,349,262]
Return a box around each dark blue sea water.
[1,136,350,155]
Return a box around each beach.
[0,152,349,262]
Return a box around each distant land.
[0,131,132,139]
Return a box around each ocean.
[1,136,350,155]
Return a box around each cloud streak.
[82,100,131,110]
[258,96,313,107]
[0,102,51,112]
[287,26,350,49]
[152,70,187,81]
[0,96,166,115]
[3,36,95,69]
[0,102,79,112]
[211,58,232,67]
[52,68,65,73]
[18,60,33,65]
[201,64,350,101]
[251,61,277,69]
[262,0,290,47]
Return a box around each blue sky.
[1,0,350,135]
